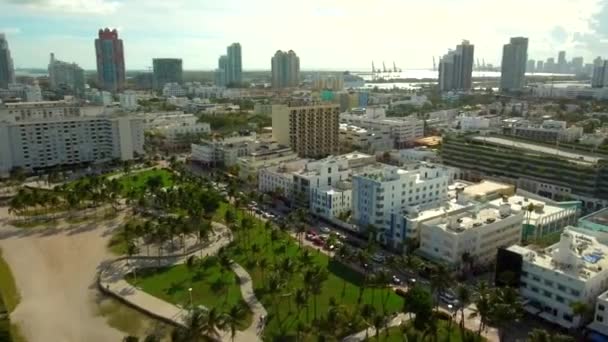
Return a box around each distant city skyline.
[1,0,607,70]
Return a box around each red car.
[312,236,324,246]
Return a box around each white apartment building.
[389,147,439,164]
[505,229,608,329]
[191,134,256,167]
[0,101,143,176]
[488,191,580,241]
[143,112,210,143]
[237,141,298,180]
[339,123,393,153]
[457,116,491,132]
[293,152,376,206]
[419,204,524,269]
[589,290,608,338]
[340,113,424,148]
[258,159,309,200]
[162,83,187,97]
[352,164,451,247]
[86,88,113,106]
[311,181,352,220]
[119,90,139,110]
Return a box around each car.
[263,212,271,219]
[312,237,325,247]
[392,275,402,285]
[319,226,331,235]
[439,292,459,306]
[371,253,385,263]
[408,278,417,285]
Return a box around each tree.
[123,336,139,342]
[223,304,246,342]
[402,285,433,330]
[570,300,593,327]
[456,284,471,341]
[528,329,574,342]
[429,264,453,312]
[295,288,309,321]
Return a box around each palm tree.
[172,307,225,342]
[372,314,384,341]
[430,264,453,312]
[570,300,592,327]
[469,281,491,337]
[223,304,246,342]
[455,284,471,341]
[295,288,309,321]
[360,304,376,339]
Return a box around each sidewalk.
[342,313,410,342]
[98,222,266,342]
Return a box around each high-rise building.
[545,58,556,73]
[526,59,536,73]
[0,100,144,176]
[571,57,584,74]
[557,51,567,73]
[500,37,528,92]
[48,53,85,97]
[152,58,183,90]
[226,43,242,86]
[271,50,300,88]
[0,33,15,89]
[215,55,228,87]
[271,103,339,158]
[536,60,544,73]
[95,28,125,93]
[438,40,474,92]
[592,60,607,88]
[594,56,604,67]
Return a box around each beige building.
[272,103,340,158]
[237,141,298,180]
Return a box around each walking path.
[99,222,266,342]
[342,313,410,342]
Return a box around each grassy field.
[126,258,252,330]
[367,318,483,342]
[116,169,173,196]
[213,203,404,340]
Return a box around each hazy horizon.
[2,0,608,70]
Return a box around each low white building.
[191,134,257,167]
[504,229,608,329]
[458,116,491,132]
[339,123,393,153]
[119,90,139,110]
[143,112,210,143]
[258,159,309,200]
[389,147,439,164]
[419,204,524,269]
[162,83,187,97]
[311,181,352,220]
[24,83,43,102]
[589,290,608,339]
[340,112,424,148]
[237,141,299,180]
[391,95,430,108]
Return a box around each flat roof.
[407,199,475,222]
[425,206,517,233]
[472,136,603,164]
[488,195,566,224]
[580,208,608,228]
[462,180,513,198]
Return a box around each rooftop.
[509,228,608,281]
[488,195,564,224]
[579,208,608,232]
[472,136,603,165]
[426,206,517,234]
[406,198,476,222]
[462,180,514,200]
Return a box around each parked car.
[371,252,385,263]
[439,291,459,306]
[392,275,402,285]
[319,226,331,235]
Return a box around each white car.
[319,227,331,235]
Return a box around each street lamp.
[188,288,193,309]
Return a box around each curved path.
[98,222,266,342]
[342,313,410,342]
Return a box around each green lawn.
[126,257,252,330]
[117,169,174,195]
[214,202,405,341]
[367,318,483,342]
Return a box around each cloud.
[4,0,122,14]
[550,26,568,43]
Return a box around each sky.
[1,0,608,71]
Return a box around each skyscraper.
[48,53,85,97]
[527,59,536,73]
[226,43,242,86]
[152,58,183,90]
[545,58,556,73]
[271,50,300,88]
[500,37,528,92]
[571,57,584,75]
[536,60,544,73]
[592,59,607,88]
[438,40,474,92]
[0,33,15,89]
[95,28,125,93]
[557,51,567,73]
[215,55,228,87]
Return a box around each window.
[562,314,573,322]
[597,315,604,323]
[556,296,564,303]
[600,305,605,311]
[543,290,552,298]
[557,284,566,292]
[544,280,553,287]
[571,289,581,296]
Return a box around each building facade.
[0,100,143,176]
[48,53,86,97]
[0,33,15,89]
[226,43,242,86]
[592,60,607,88]
[419,204,524,269]
[438,40,474,92]
[271,50,300,88]
[95,28,125,92]
[153,58,183,90]
[340,113,424,148]
[500,37,528,92]
[272,103,340,158]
